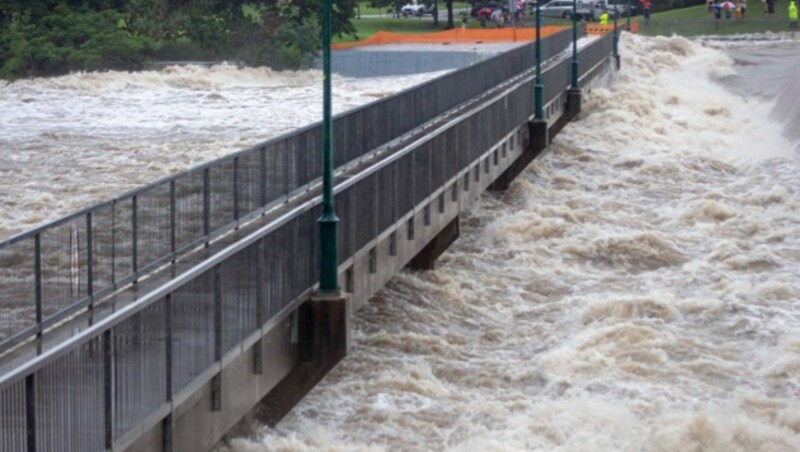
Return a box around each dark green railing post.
[319,0,340,294]
[534,0,543,119]
[571,0,579,89]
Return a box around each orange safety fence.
[585,21,640,35]
[333,26,569,50]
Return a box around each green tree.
[0,4,156,78]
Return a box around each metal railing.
[0,29,575,354]
[0,32,616,452]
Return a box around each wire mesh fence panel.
[171,270,215,392]
[34,337,105,452]
[236,151,263,220]
[209,160,236,233]
[0,379,26,452]
[377,164,397,234]
[336,186,356,265]
[39,217,88,319]
[444,127,460,183]
[112,303,167,441]
[91,205,116,297]
[361,107,378,157]
[290,210,318,301]
[264,141,291,205]
[353,173,378,254]
[308,128,323,184]
[263,221,295,319]
[295,130,317,191]
[378,96,405,142]
[174,170,205,253]
[284,136,300,197]
[112,197,135,283]
[136,183,172,274]
[413,142,433,208]
[396,151,415,216]
[579,32,614,75]
[220,247,258,353]
[0,238,36,345]
[431,133,447,191]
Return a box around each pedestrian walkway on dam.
[0,25,623,452]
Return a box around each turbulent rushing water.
[222,34,800,451]
[0,65,445,239]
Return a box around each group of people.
[708,0,797,28]
[473,0,527,28]
[707,0,747,20]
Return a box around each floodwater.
[0,65,446,240]
[224,34,800,451]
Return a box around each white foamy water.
[0,64,447,239]
[224,35,800,451]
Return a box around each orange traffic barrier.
[585,21,640,35]
[333,26,569,50]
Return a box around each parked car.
[401,0,436,17]
[594,0,635,16]
[539,0,596,19]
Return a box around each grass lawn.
[639,4,798,36]
[336,3,797,43]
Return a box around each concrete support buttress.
[488,119,549,192]
[407,216,460,270]
[254,293,351,426]
[549,89,582,140]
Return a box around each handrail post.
[25,374,36,452]
[233,157,240,226]
[132,195,138,281]
[163,293,174,452]
[170,180,176,262]
[34,234,42,347]
[203,168,211,246]
[86,212,94,322]
[103,329,115,450]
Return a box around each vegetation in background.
[0,0,358,79]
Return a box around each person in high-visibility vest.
[790,0,799,29]
[600,10,609,24]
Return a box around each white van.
[539,0,599,20]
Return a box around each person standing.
[490,7,504,27]
[721,0,736,19]
[790,0,799,29]
[738,0,747,18]
[600,10,609,24]
[712,0,722,29]
[641,0,652,24]
[766,0,775,18]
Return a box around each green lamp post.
[319,0,340,294]
[534,0,543,119]
[571,0,579,89]
[612,5,620,68]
